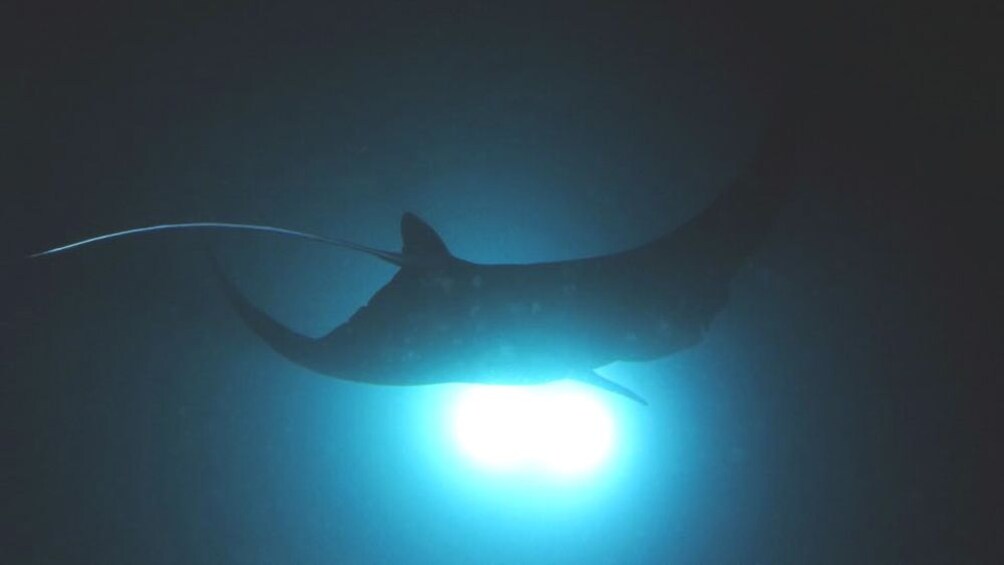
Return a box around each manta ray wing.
[574,370,649,406]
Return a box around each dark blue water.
[5,3,994,564]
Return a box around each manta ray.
[32,130,794,405]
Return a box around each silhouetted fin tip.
[210,254,344,377]
[400,213,451,258]
[574,370,649,406]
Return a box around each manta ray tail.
[575,370,648,406]
[29,222,407,266]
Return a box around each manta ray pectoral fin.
[209,254,339,376]
[573,370,648,406]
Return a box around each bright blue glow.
[450,382,616,477]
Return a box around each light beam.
[450,382,616,477]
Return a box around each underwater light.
[450,382,616,477]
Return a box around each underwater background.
[4,2,996,564]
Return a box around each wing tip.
[576,370,649,406]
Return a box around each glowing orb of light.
[450,383,616,477]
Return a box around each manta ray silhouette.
[32,125,795,405]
